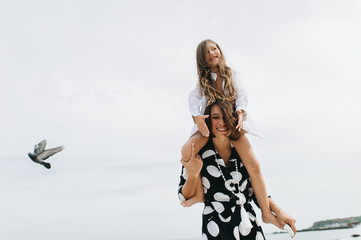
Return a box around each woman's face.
[210,104,230,138]
[205,41,221,69]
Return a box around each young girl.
[182,39,282,228]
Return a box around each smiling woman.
[204,100,242,141]
[178,100,296,239]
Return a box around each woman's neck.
[212,136,232,165]
[212,136,231,152]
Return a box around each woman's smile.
[216,127,228,132]
[211,105,230,137]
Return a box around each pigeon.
[28,139,64,169]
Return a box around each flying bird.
[28,139,64,169]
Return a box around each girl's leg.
[231,135,283,229]
[181,130,209,162]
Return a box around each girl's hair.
[196,39,237,106]
[204,100,246,141]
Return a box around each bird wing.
[34,139,47,154]
[37,146,64,160]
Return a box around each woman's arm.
[180,154,202,199]
[178,133,208,201]
[269,197,297,236]
[231,135,282,229]
[181,174,204,207]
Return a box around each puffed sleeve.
[233,71,248,120]
[178,166,187,202]
[188,84,203,117]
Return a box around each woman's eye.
[212,116,220,119]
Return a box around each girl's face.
[210,104,230,138]
[205,41,221,69]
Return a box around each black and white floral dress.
[178,139,265,240]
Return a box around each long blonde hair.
[196,39,237,105]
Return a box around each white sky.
[1,0,361,239]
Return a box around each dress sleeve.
[178,166,187,202]
[188,84,203,117]
[233,71,249,120]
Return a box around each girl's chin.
[209,63,219,69]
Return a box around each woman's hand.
[236,110,244,131]
[179,142,204,200]
[180,143,203,178]
[268,198,297,237]
[181,194,205,207]
[275,210,296,237]
[194,115,209,137]
[262,211,283,229]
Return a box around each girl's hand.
[194,115,209,137]
[236,110,244,131]
[180,143,203,178]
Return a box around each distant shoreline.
[272,215,361,235]
[273,225,358,235]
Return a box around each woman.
[178,100,296,239]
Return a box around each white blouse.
[188,71,260,137]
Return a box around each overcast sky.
[1,0,361,239]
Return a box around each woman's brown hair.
[204,100,246,141]
[196,39,237,106]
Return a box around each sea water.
[173,225,361,240]
[265,225,361,240]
